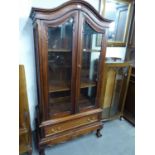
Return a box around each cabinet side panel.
[33,21,45,121]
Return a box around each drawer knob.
[57,127,61,131]
[87,118,91,121]
[87,118,93,122]
[51,128,55,132]
[51,127,61,133]
[87,117,95,122]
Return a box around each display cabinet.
[30,1,111,154]
[101,63,131,121]
[19,65,32,155]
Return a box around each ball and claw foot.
[96,129,102,137]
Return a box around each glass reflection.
[79,23,103,110]
[48,18,73,117]
[104,0,129,42]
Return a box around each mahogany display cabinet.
[30,1,111,154]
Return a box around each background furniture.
[30,1,111,155]
[101,62,132,121]
[101,0,133,47]
[19,65,32,155]
[124,1,135,123]
[124,66,135,125]
[125,1,135,63]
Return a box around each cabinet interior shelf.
[83,49,100,52]
[49,95,95,116]
[49,80,96,93]
[48,49,100,53]
[49,96,71,115]
[48,49,71,52]
[48,63,71,68]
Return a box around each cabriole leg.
[96,129,102,137]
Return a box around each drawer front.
[42,122,102,147]
[44,114,98,137]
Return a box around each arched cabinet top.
[30,0,112,26]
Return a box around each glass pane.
[48,18,73,118]
[102,107,110,119]
[79,23,102,111]
[110,67,128,116]
[102,68,116,119]
[104,0,129,42]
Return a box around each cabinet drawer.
[44,114,98,137]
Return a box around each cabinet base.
[39,122,102,149]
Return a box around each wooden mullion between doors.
[74,11,84,113]
[71,11,79,114]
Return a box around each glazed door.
[76,13,107,112]
[41,11,78,120]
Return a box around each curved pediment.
[30,0,112,24]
